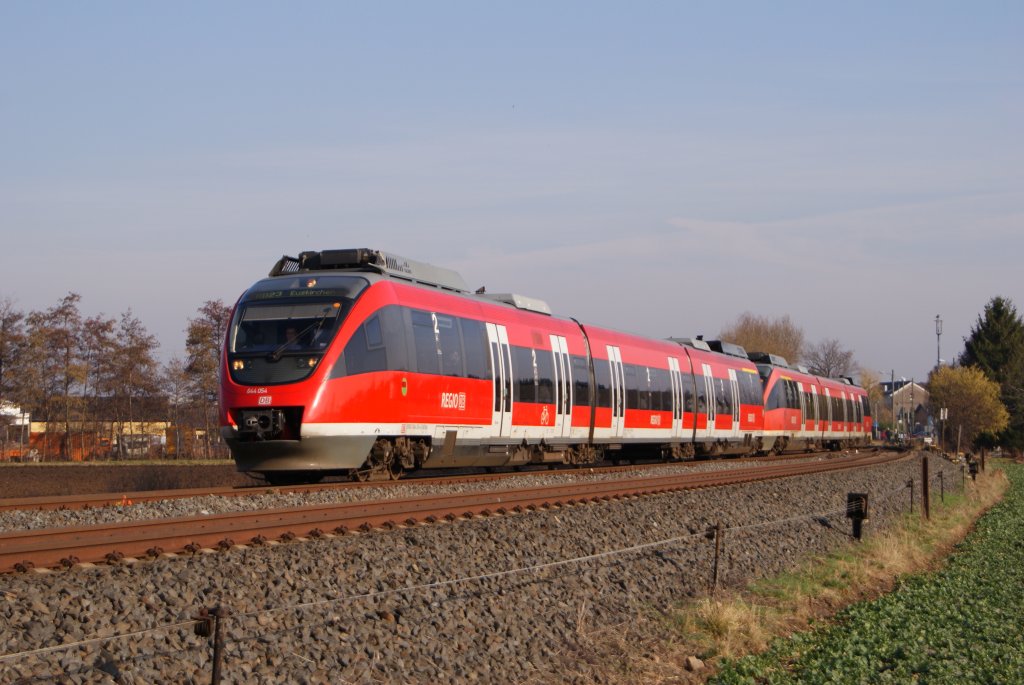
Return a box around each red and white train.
[219,249,871,483]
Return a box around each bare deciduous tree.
[186,300,232,459]
[0,297,25,455]
[21,293,86,457]
[718,312,804,363]
[112,310,161,441]
[804,338,855,378]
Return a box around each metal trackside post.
[708,523,724,593]
[846,493,869,541]
[195,605,230,685]
[922,456,930,521]
[907,479,914,514]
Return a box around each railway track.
[0,450,903,573]
[0,448,879,513]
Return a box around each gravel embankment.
[0,453,962,684]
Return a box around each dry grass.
[561,463,1010,684]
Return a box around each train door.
[607,345,625,436]
[702,363,716,431]
[797,382,807,437]
[727,369,741,440]
[550,335,572,439]
[823,388,833,437]
[668,356,683,439]
[810,385,821,439]
[485,323,513,439]
[840,391,848,435]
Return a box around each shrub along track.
[0,451,902,573]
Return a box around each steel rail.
[0,448,876,513]
[0,463,665,512]
[0,451,902,573]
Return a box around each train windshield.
[229,275,368,355]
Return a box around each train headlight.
[296,357,318,368]
[232,360,246,371]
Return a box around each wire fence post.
[212,606,228,685]
[939,470,945,505]
[921,456,930,521]
[906,479,914,514]
[708,522,724,593]
[194,605,230,685]
[846,492,868,540]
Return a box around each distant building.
[880,380,930,435]
[0,401,28,423]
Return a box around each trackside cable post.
[846,493,869,540]
[194,605,230,685]
[939,471,945,504]
[906,479,914,514]
[707,523,724,593]
[921,456,930,521]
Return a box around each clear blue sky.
[1,2,1021,383]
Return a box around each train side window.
[624,364,639,410]
[344,315,387,375]
[738,372,759,406]
[536,347,555,404]
[650,366,671,412]
[636,367,651,411]
[513,346,536,403]
[694,373,707,413]
[683,374,696,414]
[459,318,490,380]
[766,380,782,411]
[436,314,463,377]
[716,377,731,415]
[380,306,410,372]
[365,316,383,348]
[410,309,439,375]
[571,355,591,406]
[594,359,612,408]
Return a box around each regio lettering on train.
[440,392,467,411]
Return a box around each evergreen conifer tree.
[960,296,1024,452]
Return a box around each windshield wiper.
[267,307,332,362]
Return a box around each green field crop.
[711,462,1024,684]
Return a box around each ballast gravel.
[0,453,964,684]
[0,454,847,533]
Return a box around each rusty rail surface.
[0,451,902,573]
[0,448,876,513]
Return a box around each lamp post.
[935,314,942,370]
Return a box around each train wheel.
[388,462,404,480]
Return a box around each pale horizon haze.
[2,2,1021,385]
